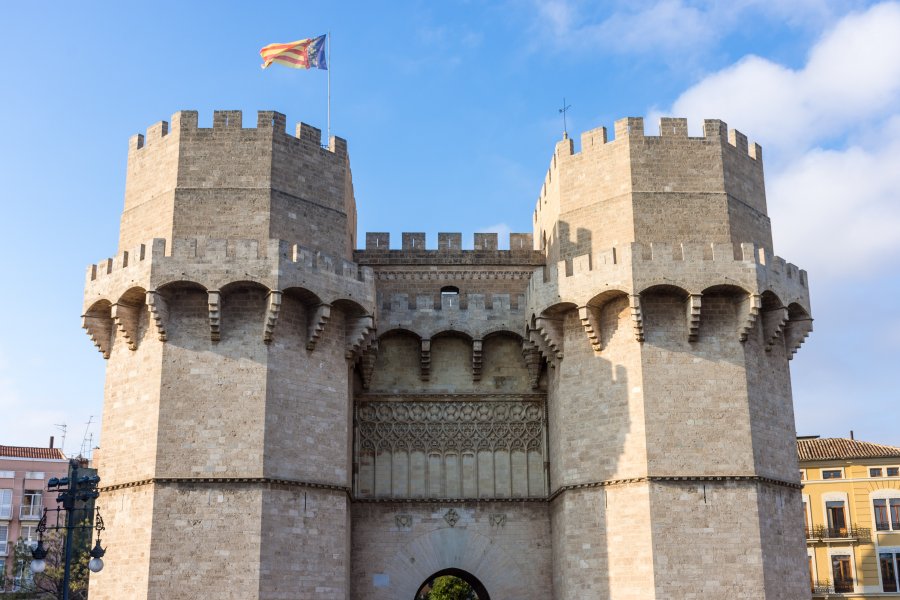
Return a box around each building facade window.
[0,489,11,519]
[832,554,854,593]
[826,500,848,535]
[0,471,13,479]
[873,493,900,532]
[20,490,41,519]
[23,471,44,480]
[18,524,38,549]
[871,467,883,477]
[882,553,900,593]
[0,523,8,557]
[822,469,843,479]
[889,467,900,477]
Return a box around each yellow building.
[799,436,900,597]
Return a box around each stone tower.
[83,111,813,599]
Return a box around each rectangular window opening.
[832,554,853,593]
[882,553,898,593]
[875,499,890,531]
[0,489,11,519]
[822,469,843,479]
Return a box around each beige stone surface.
[86,112,812,599]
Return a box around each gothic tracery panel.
[355,395,547,499]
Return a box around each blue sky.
[1,0,898,453]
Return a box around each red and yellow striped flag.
[260,35,327,70]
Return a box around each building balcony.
[805,525,871,543]
[18,504,42,520]
[812,579,855,594]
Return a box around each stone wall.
[350,502,552,599]
[87,112,813,599]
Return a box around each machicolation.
[84,110,813,600]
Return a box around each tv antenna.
[559,98,572,138]
[80,416,94,459]
[54,423,68,454]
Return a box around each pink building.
[0,441,68,590]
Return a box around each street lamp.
[30,458,107,600]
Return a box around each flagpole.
[327,31,331,143]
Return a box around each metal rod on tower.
[559,98,572,138]
[327,31,331,142]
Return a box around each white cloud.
[770,132,900,275]
[656,2,900,277]
[667,2,900,154]
[528,0,859,56]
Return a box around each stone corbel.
[208,290,221,342]
[306,303,332,351]
[533,316,564,361]
[521,341,542,389]
[111,302,141,351]
[738,294,761,342]
[784,317,813,359]
[527,328,555,367]
[146,290,169,342]
[687,294,702,342]
[472,339,483,381]
[762,306,789,352]
[82,314,114,359]
[263,291,282,344]
[420,339,431,381]
[359,341,378,390]
[629,295,645,342]
[577,305,602,352]
[346,314,375,358]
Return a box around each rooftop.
[797,437,900,462]
[0,445,66,460]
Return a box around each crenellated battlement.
[527,240,810,328]
[129,110,347,156]
[361,231,535,252]
[120,110,357,258]
[356,232,541,266]
[86,237,372,285]
[535,116,763,213]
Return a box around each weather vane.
[559,98,572,138]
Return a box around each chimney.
[50,436,54,449]
[850,430,854,440]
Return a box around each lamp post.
[30,458,106,600]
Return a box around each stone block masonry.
[85,111,812,599]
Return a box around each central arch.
[414,568,490,599]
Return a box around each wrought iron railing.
[811,580,834,594]
[805,524,871,542]
[811,578,855,594]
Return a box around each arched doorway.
[414,568,490,600]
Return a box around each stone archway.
[414,568,491,599]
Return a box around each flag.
[260,35,327,70]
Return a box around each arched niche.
[429,331,473,391]
[369,329,422,392]
[155,281,209,346]
[481,331,530,393]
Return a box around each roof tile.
[0,445,67,460]
[797,437,900,462]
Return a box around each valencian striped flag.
[260,35,328,70]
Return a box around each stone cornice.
[100,476,351,495]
